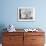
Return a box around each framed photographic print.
[17,7,35,21]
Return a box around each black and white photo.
[18,7,35,21]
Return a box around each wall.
[0,0,46,30]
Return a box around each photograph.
[18,7,35,21]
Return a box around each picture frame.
[17,7,35,21]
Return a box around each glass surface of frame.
[18,7,35,21]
